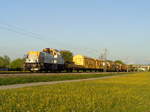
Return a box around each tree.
[3,55,11,67]
[60,50,73,63]
[0,55,11,68]
[115,60,125,65]
[10,58,25,69]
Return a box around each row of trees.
[0,55,24,69]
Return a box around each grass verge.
[0,72,129,86]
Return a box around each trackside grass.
[0,73,127,86]
[0,72,149,112]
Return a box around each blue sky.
[0,0,150,64]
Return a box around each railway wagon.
[73,55,104,72]
[105,61,116,72]
[95,59,104,70]
[121,64,128,72]
[115,63,122,72]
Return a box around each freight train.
[24,48,129,72]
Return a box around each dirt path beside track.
[0,74,129,90]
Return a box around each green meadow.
[0,72,149,112]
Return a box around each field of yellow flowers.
[0,72,150,112]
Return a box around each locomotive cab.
[24,51,54,71]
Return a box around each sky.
[0,0,150,64]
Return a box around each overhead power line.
[0,23,43,40]
[0,22,75,47]
[0,22,57,46]
[0,23,47,39]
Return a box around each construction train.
[24,48,130,72]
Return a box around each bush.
[0,55,10,68]
[10,58,25,69]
